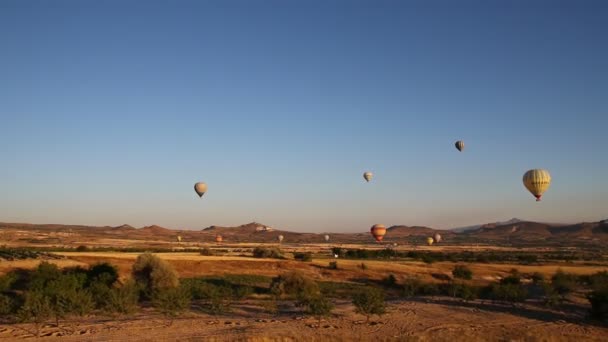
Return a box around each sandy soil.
[0,299,606,341]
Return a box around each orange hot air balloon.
[215,234,223,243]
[370,224,386,243]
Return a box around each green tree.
[152,285,191,325]
[352,288,385,322]
[452,265,473,280]
[132,253,179,299]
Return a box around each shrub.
[382,274,398,288]
[400,278,422,298]
[583,271,608,291]
[76,245,89,252]
[29,262,62,291]
[443,283,477,301]
[86,263,118,287]
[452,265,473,280]
[261,299,279,315]
[551,269,578,298]
[531,272,545,284]
[270,271,319,305]
[306,296,334,323]
[17,291,53,337]
[421,254,436,264]
[328,261,338,270]
[0,273,17,292]
[103,281,139,316]
[359,263,367,270]
[352,288,385,322]
[293,252,313,262]
[200,248,214,256]
[541,283,561,307]
[152,285,191,322]
[0,294,15,316]
[587,287,608,321]
[486,283,528,303]
[132,253,179,299]
[252,247,283,259]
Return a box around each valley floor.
[1,299,606,341]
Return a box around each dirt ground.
[1,298,607,341]
[1,252,607,341]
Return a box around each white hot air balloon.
[324,234,330,242]
[278,235,284,243]
[363,172,373,182]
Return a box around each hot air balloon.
[370,224,386,243]
[278,235,284,243]
[455,140,464,152]
[215,234,223,243]
[176,235,182,243]
[433,233,442,243]
[324,234,330,242]
[523,169,551,201]
[194,182,207,197]
[363,172,373,182]
[426,237,434,246]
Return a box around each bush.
[421,254,436,264]
[86,263,118,287]
[400,278,422,298]
[293,252,312,262]
[531,272,545,284]
[103,281,139,316]
[200,248,214,256]
[17,291,53,336]
[551,269,578,298]
[252,247,283,259]
[328,261,338,270]
[443,283,477,301]
[583,271,608,291]
[541,283,561,307]
[587,287,608,321]
[352,288,385,322]
[132,253,179,299]
[306,296,334,322]
[485,283,528,303]
[381,274,398,288]
[0,273,17,292]
[29,262,62,291]
[76,245,89,252]
[0,294,15,316]
[270,271,319,305]
[261,299,279,315]
[359,263,367,270]
[152,285,191,322]
[452,265,473,280]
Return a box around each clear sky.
[1,0,607,232]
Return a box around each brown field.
[1,246,607,341]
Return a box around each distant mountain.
[1,218,606,247]
[387,225,453,237]
[450,218,525,233]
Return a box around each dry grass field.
[1,243,607,341]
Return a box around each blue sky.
[1,0,606,232]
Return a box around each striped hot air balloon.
[455,140,464,152]
[523,169,551,201]
[370,224,386,243]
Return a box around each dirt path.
[1,300,606,341]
